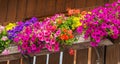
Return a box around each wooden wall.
[0,0,114,25]
[0,44,120,64]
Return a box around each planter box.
[0,35,117,62]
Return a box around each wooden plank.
[62,50,74,64]
[35,0,46,17]
[0,61,7,64]
[106,44,120,64]
[6,0,17,23]
[55,0,66,13]
[88,47,92,64]
[10,59,20,64]
[44,0,56,16]
[22,57,33,64]
[96,0,105,6]
[86,0,97,7]
[16,0,27,21]
[91,47,97,64]
[36,55,46,64]
[0,0,8,25]
[109,0,117,3]
[91,47,105,64]
[66,0,75,9]
[75,0,86,9]
[49,52,60,64]
[26,0,37,18]
[76,48,88,64]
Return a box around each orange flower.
[60,34,69,40]
[81,11,87,15]
[67,30,73,35]
[74,9,80,14]
[67,8,74,15]
[57,20,62,24]
[52,25,57,30]
[69,34,74,39]
[62,28,67,33]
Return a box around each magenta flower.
[90,42,98,47]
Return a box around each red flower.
[69,48,74,55]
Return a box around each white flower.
[0,25,5,31]
[1,36,8,41]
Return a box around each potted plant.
[0,25,11,53]
[76,1,120,46]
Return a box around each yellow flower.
[72,17,82,30]
[88,12,92,14]
[5,23,16,31]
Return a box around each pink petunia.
[2,49,9,55]
[90,42,98,47]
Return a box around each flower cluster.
[77,1,120,47]
[0,25,11,53]
[66,9,89,30]
[5,23,16,31]
[13,14,81,54]
[7,17,38,40]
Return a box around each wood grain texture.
[96,0,105,6]
[49,52,60,64]
[16,0,27,21]
[26,0,37,18]
[35,0,46,17]
[0,0,111,24]
[55,0,66,13]
[62,50,74,64]
[86,0,97,7]
[76,49,88,64]
[75,0,86,9]
[36,55,46,64]
[106,44,120,64]
[0,0,8,25]
[44,0,56,16]
[66,0,75,9]
[6,0,17,23]
[109,0,117,3]
[0,61,7,64]
[10,59,20,64]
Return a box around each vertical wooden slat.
[44,0,56,16]
[55,0,66,13]
[76,49,88,64]
[86,0,97,7]
[73,50,77,64]
[0,61,7,64]
[96,0,105,6]
[75,0,86,9]
[91,46,106,64]
[106,44,120,64]
[91,47,97,64]
[16,0,27,21]
[36,55,46,64]
[6,0,17,23]
[9,59,20,64]
[22,57,33,64]
[109,0,117,3]
[49,52,60,64]
[88,47,92,64]
[62,50,74,64]
[0,0,8,25]
[26,0,37,18]
[35,0,46,17]
[66,0,75,9]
